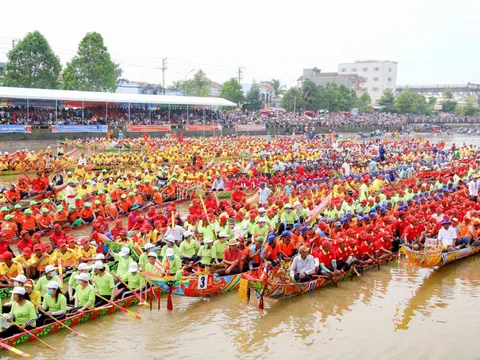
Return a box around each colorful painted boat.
[244,256,396,301]
[0,287,161,348]
[402,245,480,268]
[141,271,243,297]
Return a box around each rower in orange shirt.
[36,208,54,231]
[104,198,118,219]
[4,184,21,204]
[0,215,18,239]
[92,200,105,219]
[79,202,95,223]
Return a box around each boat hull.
[402,245,480,268]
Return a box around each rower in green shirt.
[73,273,95,312]
[110,247,134,277]
[144,252,159,273]
[212,233,229,263]
[0,287,37,338]
[161,236,180,258]
[36,265,63,297]
[197,238,214,265]
[37,281,67,326]
[281,204,299,230]
[162,248,182,278]
[138,243,155,270]
[68,263,89,304]
[179,231,200,263]
[120,262,146,298]
[93,262,116,305]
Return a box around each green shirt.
[179,240,199,257]
[42,293,67,313]
[160,244,180,258]
[138,252,149,268]
[10,300,36,326]
[197,245,213,265]
[252,225,269,239]
[36,275,63,297]
[212,240,228,260]
[122,272,145,289]
[93,272,115,296]
[144,262,156,273]
[280,211,299,225]
[162,255,182,275]
[75,284,95,309]
[112,253,134,277]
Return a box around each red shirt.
[223,248,243,263]
[359,241,374,257]
[278,241,296,257]
[16,239,33,252]
[313,249,335,269]
[264,244,279,261]
[335,247,349,262]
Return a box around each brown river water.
[1,134,480,359]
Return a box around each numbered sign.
[198,275,208,290]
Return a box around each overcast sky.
[0,0,479,88]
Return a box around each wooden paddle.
[0,315,57,350]
[95,294,142,320]
[0,340,31,357]
[39,309,87,338]
[113,272,147,306]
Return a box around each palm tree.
[268,79,286,97]
[168,80,184,92]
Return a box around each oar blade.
[0,341,31,357]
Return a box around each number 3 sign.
[198,275,208,289]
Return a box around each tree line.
[3,31,120,92]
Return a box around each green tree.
[243,83,262,111]
[301,79,322,111]
[220,78,245,105]
[338,85,357,111]
[378,89,396,112]
[357,92,372,113]
[114,63,124,83]
[441,100,457,113]
[168,80,184,92]
[268,79,285,97]
[456,95,479,116]
[443,88,453,100]
[281,87,303,111]
[183,69,210,96]
[394,90,428,114]
[4,31,61,89]
[62,32,117,92]
[322,83,343,112]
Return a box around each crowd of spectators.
[1,105,480,130]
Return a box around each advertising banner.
[234,124,266,131]
[0,125,32,133]
[126,125,171,132]
[51,125,108,133]
[184,124,222,131]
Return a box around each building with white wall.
[338,60,397,102]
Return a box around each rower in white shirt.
[437,219,457,249]
[468,176,478,201]
[289,246,316,283]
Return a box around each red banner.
[184,124,222,131]
[126,125,171,132]
[235,124,266,131]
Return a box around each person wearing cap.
[163,219,186,244]
[72,273,95,313]
[93,262,116,306]
[92,253,110,273]
[1,214,18,239]
[20,209,36,233]
[78,237,97,263]
[67,263,89,304]
[27,244,53,279]
[197,238,214,267]
[277,231,297,261]
[437,219,458,249]
[17,231,33,253]
[212,232,229,264]
[0,287,37,338]
[36,264,63,297]
[37,281,67,326]
[179,231,200,264]
[215,239,244,276]
[109,247,134,277]
[0,252,23,286]
[49,224,66,247]
[290,245,316,283]
[144,252,159,273]
[280,204,299,233]
[455,217,473,246]
[313,241,340,279]
[249,237,265,270]
[251,217,269,240]
[36,208,54,231]
[14,248,33,273]
[263,234,280,266]
[118,262,146,299]
[160,236,180,258]
[161,248,182,277]
[52,240,78,270]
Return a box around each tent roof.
[0,87,236,107]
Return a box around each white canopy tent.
[0,86,235,125]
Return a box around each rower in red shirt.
[216,239,244,276]
[277,231,297,261]
[49,224,66,246]
[313,241,340,278]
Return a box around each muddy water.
[2,134,480,360]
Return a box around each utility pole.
[12,39,16,49]
[238,67,244,84]
[161,58,167,94]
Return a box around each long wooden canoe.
[244,256,396,301]
[0,287,161,348]
[402,245,480,268]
